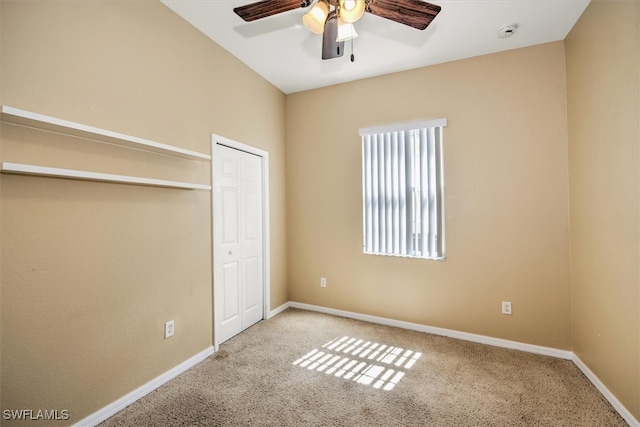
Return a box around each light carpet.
[100,308,626,426]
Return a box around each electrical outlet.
[501,301,512,315]
[165,320,175,339]
[320,277,327,288]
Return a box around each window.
[360,119,446,259]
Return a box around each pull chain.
[350,35,355,62]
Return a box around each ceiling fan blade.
[234,0,311,22]
[322,11,345,60]
[365,0,441,30]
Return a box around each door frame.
[211,133,271,351]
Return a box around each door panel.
[245,190,259,240]
[240,153,263,329]
[221,188,239,244]
[214,143,264,345]
[244,256,259,308]
[222,262,240,323]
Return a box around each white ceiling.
[162,0,590,94]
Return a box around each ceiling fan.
[233,0,441,61]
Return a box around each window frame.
[360,118,447,260]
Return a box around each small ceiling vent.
[498,24,518,38]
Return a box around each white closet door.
[214,144,264,344]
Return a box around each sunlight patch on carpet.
[292,336,421,391]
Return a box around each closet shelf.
[1,106,211,161]
[1,162,212,191]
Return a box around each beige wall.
[566,0,640,420]
[0,1,286,425]
[2,0,638,424]
[286,42,572,349]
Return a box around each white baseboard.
[269,301,291,318]
[285,301,637,426]
[73,346,215,427]
[288,301,573,359]
[572,354,639,427]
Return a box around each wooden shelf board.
[1,162,212,191]
[1,106,211,161]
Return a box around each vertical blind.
[360,119,446,259]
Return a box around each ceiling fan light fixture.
[303,0,330,34]
[338,0,365,23]
[235,0,443,61]
[336,18,358,42]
